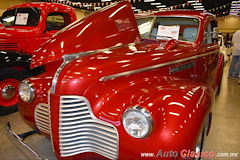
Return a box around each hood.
[31,1,140,69]
[53,39,194,95]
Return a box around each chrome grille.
[34,103,50,134]
[59,95,118,159]
[0,42,18,49]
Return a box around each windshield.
[137,17,199,42]
[1,7,40,27]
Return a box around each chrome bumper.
[5,122,44,160]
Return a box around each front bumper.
[5,122,44,160]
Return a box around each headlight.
[123,106,153,138]
[19,80,35,103]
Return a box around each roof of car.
[6,2,73,11]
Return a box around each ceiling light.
[84,4,92,7]
[191,3,202,6]
[187,0,198,3]
[151,3,161,5]
[195,8,205,10]
[94,7,101,9]
[144,0,155,2]
[193,5,204,8]
[156,5,166,8]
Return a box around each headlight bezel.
[122,106,153,139]
[19,80,35,103]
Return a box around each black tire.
[0,69,26,116]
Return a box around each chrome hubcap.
[195,132,203,153]
[2,85,16,99]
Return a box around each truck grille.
[0,42,18,49]
[59,95,119,159]
[34,103,50,134]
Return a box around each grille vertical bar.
[59,95,118,159]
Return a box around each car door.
[195,19,219,88]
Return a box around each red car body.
[11,1,223,160]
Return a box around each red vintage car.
[6,1,223,160]
[0,2,76,115]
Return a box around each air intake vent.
[59,95,118,159]
[0,42,18,49]
[34,103,50,134]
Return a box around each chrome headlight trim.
[123,106,153,138]
[19,80,35,103]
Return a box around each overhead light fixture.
[94,7,101,10]
[230,12,238,15]
[101,0,111,2]
[144,0,155,2]
[231,6,240,8]
[193,5,204,8]
[191,3,202,6]
[151,3,161,5]
[232,1,240,3]
[187,0,198,3]
[156,5,167,8]
[195,8,205,10]
[84,4,92,7]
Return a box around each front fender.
[84,75,214,159]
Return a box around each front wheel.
[0,69,26,116]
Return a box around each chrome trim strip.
[100,51,216,81]
[169,61,195,74]
[5,123,44,160]
[51,42,139,93]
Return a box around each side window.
[46,13,70,30]
[203,20,217,44]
